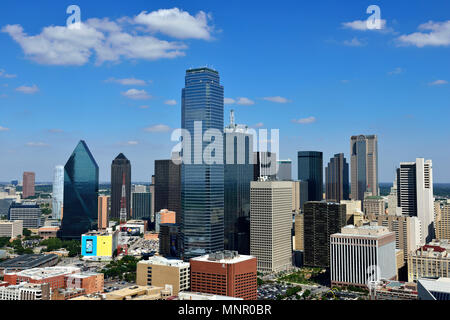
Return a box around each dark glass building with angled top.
[60,140,99,239]
[180,67,224,259]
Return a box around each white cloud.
[1,8,213,66]
[224,98,236,105]
[26,142,49,147]
[343,37,366,47]
[429,80,448,86]
[0,126,10,132]
[126,140,139,145]
[252,122,264,128]
[263,96,291,103]
[0,69,17,78]
[342,19,388,31]
[144,124,171,132]
[16,84,39,94]
[139,105,150,109]
[292,117,317,124]
[397,21,450,47]
[134,8,213,40]
[105,77,148,86]
[48,129,64,133]
[236,97,255,106]
[388,67,404,75]
[164,99,177,105]
[121,89,151,100]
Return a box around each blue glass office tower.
[223,112,253,254]
[60,140,99,239]
[298,151,323,201]
[181,67,224,259]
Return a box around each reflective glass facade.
[52,165,64,220]
[224,131,253,254]
[181,68,224,259]
[297,151,323,201]
[60,140,99,239]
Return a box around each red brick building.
[190,251,257,300]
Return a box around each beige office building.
[0,220,23,238]
[367,214,421,261]
[136,256,190,295]
[250,180,292,273]
[408,240,450,282]
[341,200,363,226]
[364,196,385,216]
[294,213,304,251]
[435,202,450,240]
[98,196,110,230]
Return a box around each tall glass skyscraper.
[350,135,379,201]
[181,67,224,259]
[60,140,99,239]
[52,165,64,220]
[111,153,131,220]
[224,110,253,254]
[325,153,349,202]
[297,151,323,201]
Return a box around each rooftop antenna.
[230,109,235,127]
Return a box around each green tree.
[22,228,32,237]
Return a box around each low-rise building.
[38,226,59,240]
[0,254,58,275]
[0,282,51,300]
[136,255,189,295]
[4,266,81,290]
[371,279,418,300]
[408,240,450,282]
[177,291,243,300]
[70,285,167,300]
[81,229,119,261]
[0,220,23,238]
[190,251,257,300]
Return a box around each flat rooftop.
[138,256,189,268]
[8,266,81,280]
[191,252,255,264]
[0,254,58,269]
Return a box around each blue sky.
[0,0,449,182]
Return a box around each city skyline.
[1,1,450,182]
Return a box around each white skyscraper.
[52,165,64,220]
[397,158,434,244]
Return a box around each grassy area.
[278,268,325,285]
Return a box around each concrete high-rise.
[224,110,253,254]
[181,67,224,259]
[52,166,64,220]
[396,158,434,243]
[60,140,99,239]
[325,153,349,202]
[350,135,379,202]
[250,180,292,273]
[303,201,347,268]
[297,151,323,201]
[111,154,131,220]
[22,172,35,199]
[154,159,181,223]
